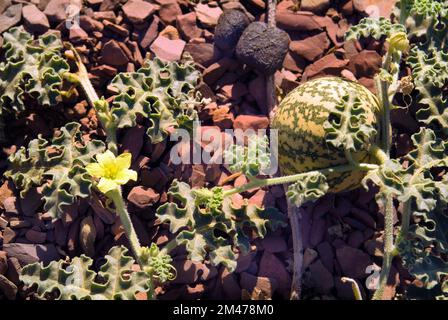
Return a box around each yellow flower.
[86,150,137,194]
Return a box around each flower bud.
[388,32,410,52]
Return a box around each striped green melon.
[272,77,381,193]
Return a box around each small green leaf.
[345,17,406,41]
[156,180,286,271]
[224,134,271,177]
[21,246,151,300]
[109,58,201,143]
[0,27,69,112]
[5,122,106,220]
[323,93,378,155]
[287,172,329,207]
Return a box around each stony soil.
[0,0,417,300]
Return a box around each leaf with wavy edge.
[287,172,329,207]
[224,134,271,177]
[21,246,151,300]
[324,94,377,154]
[345,17,406,41]
[5,122,106,220]
[0,27,69,113]
[395,0,448,135]
[109,57,201,143]
[156,180,287,271]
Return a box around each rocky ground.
[0,0,418,300]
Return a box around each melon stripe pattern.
[272,77,381,193]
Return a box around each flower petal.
[116,152,132,171]
[114,169,138,185]
[96,150,116,167]
[85,163,105,178]
[97,178,118,194]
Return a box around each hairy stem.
[288,202,303,300]
[378,49,393,155]
[223,163,378,197]
[266,0,277,121]
[108,188,155,299]
[108,189,144,267]
[64,43,119,155]
[373,192,397,300]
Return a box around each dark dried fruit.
[214,10,250,51]
[235,22,289,75]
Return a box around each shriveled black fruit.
[235,21,289,75]
[214,10,250,51]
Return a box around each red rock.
[342,0,354,15]
[309,260,334,294]
[9,220,31,229]
[25,229,46,244]
[195,3,223,27]
[3,197,19,214]
[0,3,21,34]
[240,272,277,299]
[248,76,267,114]
[233,115,269,132]
[0,216,7,229]
[22,4,49,34]
[3,228,17,244]
[185,42,218,68]
[220,268,241,299]
[283,51,306,73]
[94,10,117,22]
[348,50,382,78]
[3,243,60,265]
[79,15,104,32]
[348,230,365,248]
[235,251,255,273]
[220,82,248,102]
[150,36,185,62]
[101,40,129,66]
[350,207,376,229]
[248,189,266,207]
[261,235,287,253]
[301,0,331,14]
[44,0,71,23]
[103,20,129,37]
[353,0,397,18]
[336,245,372,279]
[140,16,159,49]
[212,105,234,130]
[203,57,235,86]
[289,32,330,62]
[121,125,145,162]
[341,69,357,82]
[127,186,160,210]
[276,10,322,31]
[0,1,11,15]
[310,217,326,248]
[0,274,17,300]
[122,0,155,24]
[176,12,202,42]
[316,241,334,272]
[258,251,291,296]
[171,260,200,284]
[0,251,7,275]
[158,0,182,25]
[69,26,88,43]
[303,53,349,80]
